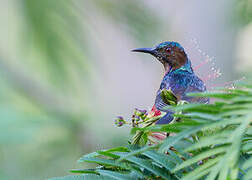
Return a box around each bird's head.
[132,41,188,72]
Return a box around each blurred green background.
[0,0,252,179]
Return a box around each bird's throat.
[163,63,171,75]
[163,59,193,75]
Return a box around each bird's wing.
[154,73,208,111]
[154,77,185,111]
[154,73,186,111]
[182,75,209,104]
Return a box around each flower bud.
[139,109,147,114]
[114,116,126,127]
[134,115,140,122]
[134,108,147,117]
[141,113,148,120]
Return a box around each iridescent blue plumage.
[155,58,209,124]
[133,41,209,124]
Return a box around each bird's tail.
[155,111,174,124]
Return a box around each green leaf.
[166,149,184,164]
[47,174,110,180]
[70,169,99,174]
[242,156,252,169]
[186,131,231,151]
[158,126,203,153]
[206,114,252,180]
[78,152,100,161]
[78,147,130,162]
[241,142,252,153]
[173,146,226,172]
[187,92,239,100]
[221,109,252,116]
[96,170,136,180]
[246,126,252,135]
[161,89,177,105]
[179,112,220,121]
[142,150,176,171]
[158,124,185,133]
[118,144,159,162]
[124,156,171,179]
[243,168,252,180]
[172,103,221,113]
[204,117,242,130]
[49,86,252,180]
[97,151,120,159]
[105,147,130,153]
[79,157,129,169]
[180,156,221,180]
[232,96,252,104]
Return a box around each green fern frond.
[49,85,252,180]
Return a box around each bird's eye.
[166,48,171,53]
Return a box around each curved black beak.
[131,48,156,56]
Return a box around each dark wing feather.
[182,75,209,104]
[154,73,208,112]
[154,72,208,125]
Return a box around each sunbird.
[132,41,209,124]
